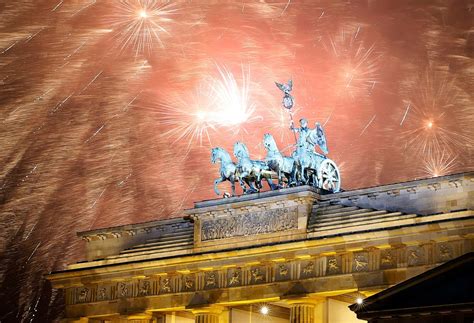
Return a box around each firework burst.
[108,0,178,56]
[152,83,217,150]
[402,69,474,156]
[324,25,382,98]
[147,64,260,154]
[421,150,458,178]
[209,64,260,130]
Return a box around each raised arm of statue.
[290,124,300,133]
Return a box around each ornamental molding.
[64,240,466,305]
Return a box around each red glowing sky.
[0,1,473,321]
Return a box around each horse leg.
[312,172,319,188]
[240,172,254,194]
[278,169,283,188]
[256,172,263,190]
[266,177,278,190]
[237,172,248,194]
[290,164,297,186]
[299,163,306,185]
[214,177,223,196]
[245,178,257,193]
[239,178,248,194]
[230,175,236,196]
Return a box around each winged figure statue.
[275,79,294,110]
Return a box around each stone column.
[285,297,326,323]
[191,306,223,323]
[289,302,315,323]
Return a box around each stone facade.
[48,172,474,323]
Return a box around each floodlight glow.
[138,10,148,18]
[260,306,269,315]
[356,297,363,305]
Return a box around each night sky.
[0,0,473,321]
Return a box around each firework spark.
[209,64,260,129]
[324,25,383,98]
[151,64,260,152]
[421,150,458,178]
[108,0,178,56]
[402,70,474,156]
[0,2,473,322]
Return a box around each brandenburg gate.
[47,172,474,322]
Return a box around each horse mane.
[234,142,249,157]
[264,133,278,151]
[214,147,232,163]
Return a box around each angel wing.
[287,79,293,91]
[275,81,285,92]
[315,122,328,155]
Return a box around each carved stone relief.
[204,272,218,289]
[77,287,89,303]
[201,207,298,241]
[300,260,316,278]
[353,252,369,272]
[380,249,396,269]
[437,243,453,262]
[275,263,290,281]
[183,275,195,292]
[139,280,151,296]
[227,268,242,287]
[160,277,172,294]
[68,241,460,305]
[97,287,107,301]
[118,282,129,297]
[407,246,425,266]
[250,267,266,284]
[326,256,341,275]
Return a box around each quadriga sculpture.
[211,120,341,196]
[211,147,237,196]
[233,141,278,193]
[263,133,296,187]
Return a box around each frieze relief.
[204,271,218,289]
[326,256,341,275]
[182,275,196,292]
[77,287,89,303]
[380,249,396,269]
[160,277,172,294]
[66,242,466,305]
[437,243,453,262]
[201,206,298,241]
[227,268,242,287]
[139,280,151,296]
[97,287,107,301]
[250,266,266,284]
[300,260,316,278]
[407,246,426,267]
[353,252,369,272]
[275,263,290,281]
[118,282,129,298]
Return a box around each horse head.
[211,147,219,164]
[212,147,232,164]
[233,142,249,160]
[263,133,277,152]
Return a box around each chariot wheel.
[317,159,341,193]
